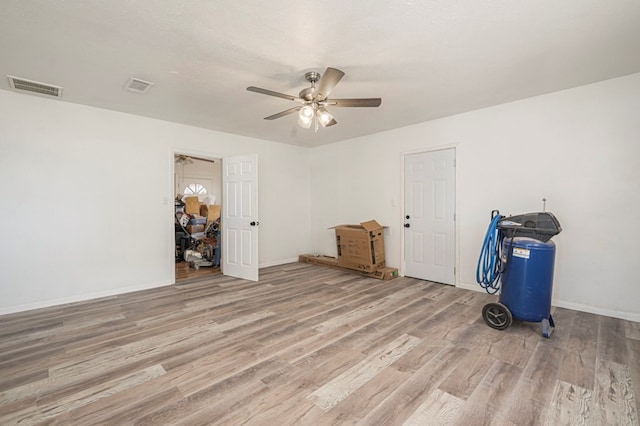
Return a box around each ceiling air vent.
[124,77,154,94]
[7,76,63,98]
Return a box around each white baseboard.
[4,273,638,324]
[456,282,484,293]
[259,257,299,269]
[0,259,298,316]
[455,281,639,323]
[0,279,173,316]
[552,299,640,323]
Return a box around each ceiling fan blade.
[247,86,303,102]
[313,67,345,101]
[325,98,382,107]
[264,106,302,120]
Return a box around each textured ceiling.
[1,1,639,147]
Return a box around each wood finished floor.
[1,262,638,425]
[175,260,221,282]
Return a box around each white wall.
[2,73,638,321]
[310,73,640,321]
[0,90,310,314]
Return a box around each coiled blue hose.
[476,214,504,294]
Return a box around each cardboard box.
[200,204,221,222]
[299,254,340,268]
[369,267,398,281]
[330,220,385,272]
[186,224,205,233]
[298,254,398,281]
[184,196,200,215]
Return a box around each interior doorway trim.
[400,144,459,286]
[170,148,222,284]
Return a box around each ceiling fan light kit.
[175,155,194,166]
[317,107,334,127]
[298,112,312,129]
[299,105,314,121]
[247,67,381,131]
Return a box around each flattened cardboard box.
[330,219,385,272]
[298,254,398,280]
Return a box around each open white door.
[404,149,455,284]
[222,154,259,281]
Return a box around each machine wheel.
[482,303,513,330]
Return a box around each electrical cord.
[476,213,504,294]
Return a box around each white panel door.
[222,154,258,281]
[404,149,455,284]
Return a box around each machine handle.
[491,210,500,219]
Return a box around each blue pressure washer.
[476,210,562,337]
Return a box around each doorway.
[403,148,456,285]
[174,153,222,282]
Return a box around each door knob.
[250,221,260,226]
[406,215,410,219]
[404,223,410,228]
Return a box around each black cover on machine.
[497,212,562,242]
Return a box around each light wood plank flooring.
[175,261,221,282]
[1,262,638,425]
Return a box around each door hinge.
[454,267,456,275]
[453,159,456,167]
[453,212,456,221]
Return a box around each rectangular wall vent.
[124,77,154,94]
[7,76,63,98]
